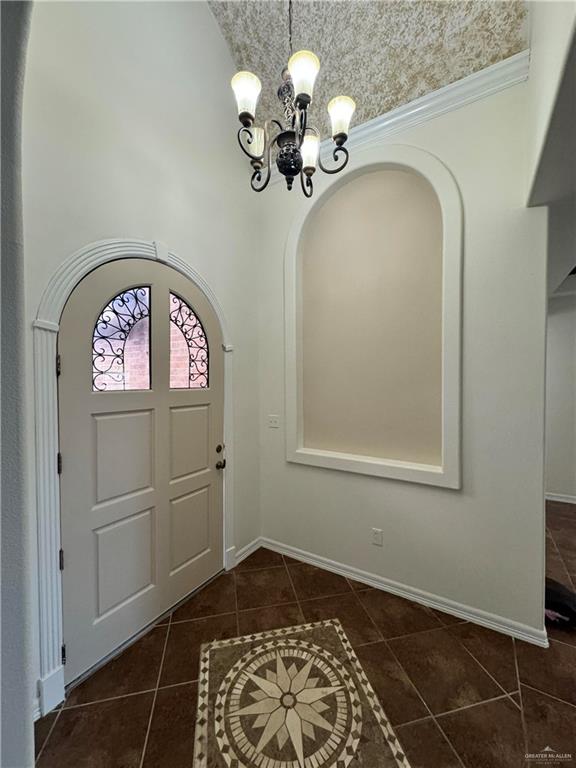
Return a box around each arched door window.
[92,287,150,391]
[169,292,209,388]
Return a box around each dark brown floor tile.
[558,547,576,586]
[238,603,304,635]
[358,589,443,638]
[356,641,429,725]
[282,554,303,565]
[522,685,576,763]
[142,683,197,768]
[300,592,382,647]
[547,501,576,534]
[546,533,573,588]
[429,608,465,626]
[389,628,502,714]
[510,692,521,707]
[516,638,576,706]
[171,573,235,622]
[287,562,352,600]
[35,711,59,757]
[347,576,371,591]
[235,567,296,610]
[37,692,153,768]
[235,547,284,570]
[448,622,517,692]
[396,718,461,768]
[545,620,576,647]
[438,697,524,768]
[159,613,237,687]
[66,626,167,706]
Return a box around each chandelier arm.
[237,127,264,162]
[250,165,271,192]
[318,144,349,175]
[300,171,313,198]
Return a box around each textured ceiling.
[210,0,527,137]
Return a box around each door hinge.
[59,548,64,571]
[57,452,62,475]
[61,644,67,665]
[56,354,61,377]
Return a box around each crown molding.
[269,50,529,186]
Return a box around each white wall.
[526,0,576,200]
[258,83,548,634]
[22,1,260,704]
[546,294,576,499]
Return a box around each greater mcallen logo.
[525,746,573,763]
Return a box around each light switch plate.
[268,414,280,429]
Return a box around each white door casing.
[33,240,235,713]
[59,259,224,682]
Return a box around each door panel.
[59,259,224,683]
[169,405,209,480]
[95,508,155,617]
[95,410,154,502]
[169,487,210,574]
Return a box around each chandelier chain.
[288,0,293,56]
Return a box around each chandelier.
[230,8,356,197]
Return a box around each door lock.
[216,459,227,470]
[216,444,224,453]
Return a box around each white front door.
[59,258,224,683]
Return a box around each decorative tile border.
[194,618,411,767]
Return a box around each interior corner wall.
[1,2,35,764]
[22,1,261,705]
[546,295,576,499]
[526,0,576,199]
[258,82,548,633]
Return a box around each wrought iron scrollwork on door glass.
[92,287,150,391]
[169,292,209,389]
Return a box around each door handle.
[216,459,226,470]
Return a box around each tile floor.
[35,504,576,768]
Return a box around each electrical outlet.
[371,528,383,547]
[268,414,280,429]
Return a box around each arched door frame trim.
[33,238,234,715]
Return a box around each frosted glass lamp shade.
[288,50,320,104]
[251,127,265,157]
[327,96,356,140]
[301,133,320,172]
[231,71,261,125]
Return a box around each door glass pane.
[169,292,209,388]
[92,287,150,391]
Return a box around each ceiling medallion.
[230,5,355,198]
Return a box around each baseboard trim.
[546,493,576,505]
[38,665,65,716]
[225,545,236,571]
[235,538,263,566]
[244,537,548,648]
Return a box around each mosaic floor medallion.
[194,619,411,768]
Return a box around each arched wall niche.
[284,145,463,488]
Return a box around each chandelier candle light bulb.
[231,71,262,126]
[232,45,355,197]
[287,49,320,106]
[301,132,320,173]
[327,96,356,144]
[250,126,265,157]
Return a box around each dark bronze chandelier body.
[236,69,352,198]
